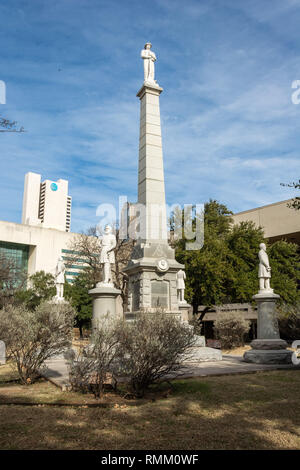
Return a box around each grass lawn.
[0,362,299,450]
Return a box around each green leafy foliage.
[175,200,300,312]
[277,302,300,340]
[64,272,93,337]
[15,271,56,310]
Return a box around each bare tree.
[280,180,300,211]
[66,226,134,305]
[0,115,24,133]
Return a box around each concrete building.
[22,172,72,232]
[0,173,84,285]
[0,220,79,283]
[232,199,300,245]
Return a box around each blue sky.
[0,0,300,233]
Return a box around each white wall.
[232,199,300,239]
[0,220,78,278]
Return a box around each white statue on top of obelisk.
[141,42,159,87]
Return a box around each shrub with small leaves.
[214,311,250,350]
[0,301,75,384]
[277,303,300,341]
[68,319,122,398]
[116,313,195,397]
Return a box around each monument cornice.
[136,83,163,99]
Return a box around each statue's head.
[259,243,266,251]
[144,42,152,50]
[58,256,63,261]
[104,224,112,234]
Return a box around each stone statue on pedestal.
[258,243,272,293]
[176,269,186,303]
[89,225,121,331]
[55,256,65,299]
[98,225,116,286]
[243,242,292,364]
[141,42,158,86]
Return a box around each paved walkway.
[43,352,299,391]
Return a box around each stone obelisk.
[124,43,184,317]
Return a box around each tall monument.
[124,43,186,318]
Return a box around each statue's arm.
[141,50,149,59]
[259,252,271,269]
[108,236,117,252]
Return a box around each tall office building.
[22,172,72,232]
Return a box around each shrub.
[277,303,300,341]
[68,319,121,398]
[188,315,203,336]
[116,313,195,397]
[0,301,75,384]
[214,311,250,350]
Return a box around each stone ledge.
[183,346,222,363]
[244,349,292,364]
[250,339,288,350]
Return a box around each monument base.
[124,310,182,323]
[178,301,192,323]
[244,290,292,364]
[243,339,292,364]
[89,285,122,331]
[183,346,222,363]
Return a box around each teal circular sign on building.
[50,183,58,191]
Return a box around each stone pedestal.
[181,322,222,363]
[178,301,192,323]
[244,292,292,364]
[89,284,121,331]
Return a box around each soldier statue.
[258,243,272,292]
[99,225,116,285]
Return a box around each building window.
[0,241,29,287]
[151,280,169,309]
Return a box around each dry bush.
[116,313,195,397]
[0,301,75,384]
[277,303,300,341]
[66,226,134,305]
[68,320,122,398]
[214,311,250,350]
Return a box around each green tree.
[65,272,92,337]
[15,271,55,310]
[175,200,234,312]
[175,200,300,314]
[268,240,300,304]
